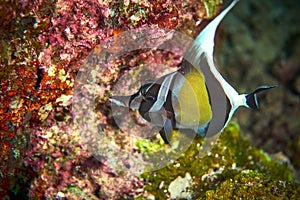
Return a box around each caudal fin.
[246,85,276,109]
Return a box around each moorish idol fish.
[110,0,274,144]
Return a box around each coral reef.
[0,0,222,198]
[1,0,299,199]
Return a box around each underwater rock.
[204,170,299,200]
[0,0,223,198]
[138,123,299,199]
[168,172,192,199]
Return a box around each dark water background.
[216,0,300,176]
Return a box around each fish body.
[110,0,274,144]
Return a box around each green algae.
[135,130,195,172]
[135,137,165,155]
[204,171,300,200]
[137,123,299,199]
[202,0,223,19]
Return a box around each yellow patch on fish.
[177,68,212,126]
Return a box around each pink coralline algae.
[0,0,223,198]
[38,0,110,66]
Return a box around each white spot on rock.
[168,172,192,199]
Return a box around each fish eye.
[145,96,155,102]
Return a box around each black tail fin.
[246,85,276,109]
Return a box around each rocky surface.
[137,123,299,199]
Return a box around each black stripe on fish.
[198,53,232,137]
[138,76,176,144]
[224,95,232,127]
[138,83,161,121]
